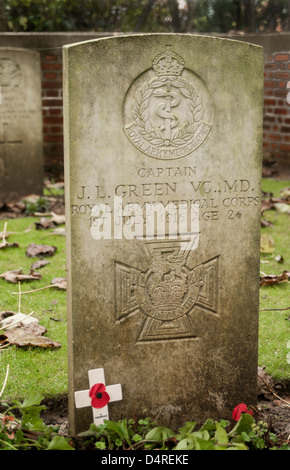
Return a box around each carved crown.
[152,45,184,77]
[147,274,187,310]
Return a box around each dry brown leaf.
[261,198,275,213]
[280,187,290,198]
[35,218,55,230]
[0,311,15,322]
[50,212,65,225]
[0,240,19,249]
[26,243,57,258]
[261,219,274,228]
[30,259,50,270]
[51,277,67,290]
[0,312,39,329]
[50,227,65,236]
[2,323,61,348]
[260,271,290,286]
[261,196,290,214]
[34,212,65,230]
[274,203,290,214]
[0,269,42,284]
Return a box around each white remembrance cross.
[74,368,123,426]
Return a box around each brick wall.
[263,52,290,165]
[41,47,290,178]
[41,49,64,177]
[0,33,289,177]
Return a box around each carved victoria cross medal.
[115,240,219,343]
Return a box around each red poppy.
[232,403,254,421]
[89,383,110,409]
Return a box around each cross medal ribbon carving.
[115,240,219,343]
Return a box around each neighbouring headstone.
[63,34,263,434]
[0,48,43,202]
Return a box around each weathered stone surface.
[0,48,43,202]
[63,34,263,434]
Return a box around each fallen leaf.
[280,187,290,198]
[0,312,39,329]
[35,218,55,230]
[30,259,50,270]
[274,255,284,264]
[261,199,275,213]
[0,269,42,283]
[0,311,15,322]
[258,366,277,398]
[3,201,26,214]
[50,227,65,236]
[34,212,65,230]
[261,219,274,228]
[260,234,275,253]
[45,181,64,190]
[51,277,67,290]
[261,190,274,198]
[261,196,290,214]
[0,221,19,248]
[0,240,19,249]
[22,194,42,204]
[274,203,290,214]
[50,212,65,225]
[26,243,57,258]
[1,324,61,348]
[260,271,290,286]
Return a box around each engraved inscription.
[123,45,213,160]
[115,240,219,343]
[71,176,261,232]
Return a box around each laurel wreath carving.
[133,76,204,147]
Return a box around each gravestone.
[0,48,43,202]
[63,34,263,434]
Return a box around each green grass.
[0,216,67,400]
[0,178,289,402]
[259,178,290,381]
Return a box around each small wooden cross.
[74,368,122,426]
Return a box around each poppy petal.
[232,403,248,421]
[89,383,110,409]
[91,391,110,408]
[89,383,105,398]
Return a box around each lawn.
[0,215,68,400]
[0,177,289,402]
[259,178,290,381]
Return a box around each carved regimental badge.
[115,241,219,343]
[0,58,21,94]
[123,45,213,160]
